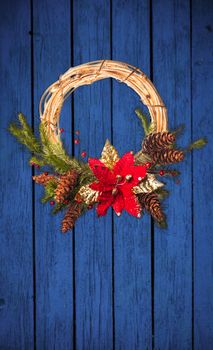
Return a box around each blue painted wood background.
[0,0,212,349]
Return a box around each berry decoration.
[145,162,152,168]
[81,151,87,158]
[159,170,165,176]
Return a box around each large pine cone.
[138,192,165,223]
[151,149,184,165]
[142,132,176,153]
[55,170,78,203]
[61,203,82,233]
[32,173,55,185]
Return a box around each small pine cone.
[61,203,82,233]
[138,193,165,222]
[55,170,78,203]
[142,132,176,154]
[151,149,184,165]
[33,173,54,185]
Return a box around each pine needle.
[39,123,82,174]
[155,188,169,201]
[41,193,54,204]
[135,108,150,135]
[147,120,157,134]
[187,138,207,151]
[29,156,46,167]
[51,202,66,215]
[171,124,185,137]
[157,219,168,229]
[8,113,42,154]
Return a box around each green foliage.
[155,188,169,201]
[41,179,57,203]
[51,202,66,215]
[172,124,185,136]
[29,156,46,167]
[41,192,54,204]
[9,114,86,175]
[135,108,157,135]
[78,163,95,186]
[134,150,152,165]
[8,113,42,154]
[147,121,157,134]
[135,108,150,135]
[157,219,168,229]
[188,138,207,151]
[39,123,83,174]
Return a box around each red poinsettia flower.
[88,152,147,217]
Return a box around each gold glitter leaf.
[100,139,119,169]
[133,174,164,194]
[76,184,99,205]
[134,150,151,165]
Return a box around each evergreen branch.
[29,156,46,167]
[171,124,185,137]
[147,121,157,134]
[135,108,157,135]
[157,219,168,229]
[41,179,58,203]
[41,192,54,204]
[51,202,66,214]
[155,188,169,201]
[39,123,83,173]
[134,150,152,165]
[187,138,207,151]
[135,108,150,135]
[9,114,42,154]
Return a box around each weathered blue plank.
[192,0,213,348]
[33,0,74,348]
[73,1,113,349]
[112,1,152,349]
[0,0,34,348]
[152,0,192,348]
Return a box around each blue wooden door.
[0,0,212,349]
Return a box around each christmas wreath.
[9,60,206,232]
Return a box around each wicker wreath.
[9,60,206,232]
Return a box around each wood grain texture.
[112,0,152,348]
[73,0,113,349]
[1,0,213,349]
[152,0,192,348]
[0,0,34,348]
[33,0,74,349]
[192,0,213,348]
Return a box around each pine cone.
[61,203,82,233]
[138,193,165,222]
[32,173,55,185]
[142,132,176,153]
[151,149,184,165]
[55,170,78,203]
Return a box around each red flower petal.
[112,193,125,215]
[88,158,115,184]
[113,152,134,176]
[124,192,142,217]
[131,165,147,181]
[98,191,113,202]
[96,198,113,216]
[90,182,102,191]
